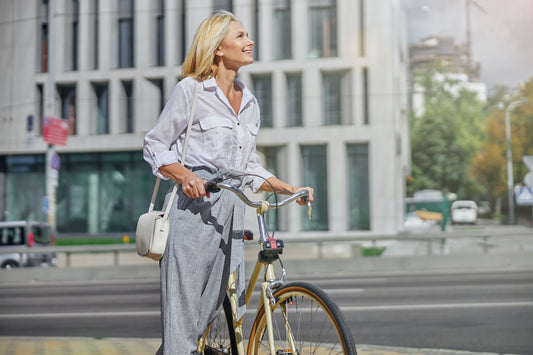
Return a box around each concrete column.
[258,0,272,62]
[273,71,285,129]
[109,78,121,134]
[135,0,153,68]
[287,141,300,232]
[186,0,210,53]
[77,80,91,136]
[78,0,91,71]
[328,138,347,232]
[99,0,114,70]
[165,0,180,67]
[53,0,65,74]
[305,68,321,128]
[292,0,307,60]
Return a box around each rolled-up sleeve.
[143,82,191,179]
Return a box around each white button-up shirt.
[143,76,273,192]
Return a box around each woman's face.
[216,21,254,70]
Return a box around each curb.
[1,252,533,285]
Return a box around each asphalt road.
[1,270,532,354]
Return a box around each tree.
[408,65,485,199]
[471,78,533,214]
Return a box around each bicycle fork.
[261,264,297,355]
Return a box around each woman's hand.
[295,186,314,206]
[158,163,209,199]
[181,172,209,199]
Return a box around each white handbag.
[136,81,199,260]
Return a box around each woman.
[143,10,313,354]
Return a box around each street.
[0,270,532,354]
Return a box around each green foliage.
[408,65,485,199]
[471,78,533,208]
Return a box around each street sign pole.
[45,0,56,231]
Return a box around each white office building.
[0,0,410,237]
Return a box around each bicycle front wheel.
[248,281,357,355]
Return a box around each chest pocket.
[199,117,234,160]
[246,121,259,136]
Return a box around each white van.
[450,200,478,225]
[0,221,57,269]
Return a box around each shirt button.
[237,122,240,126]
[239,146,242,149]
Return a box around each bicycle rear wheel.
[248,281,357,355]
[203,293,238,354]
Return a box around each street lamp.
[505,98,528,224]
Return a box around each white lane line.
[340,301,533,312]
[0,311,160,319]
[2,302,533,319]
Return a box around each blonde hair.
[182,10,237,81]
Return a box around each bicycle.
[198,178,357,355]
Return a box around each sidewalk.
[0,336,517,355]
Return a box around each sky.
[402,0,533,92]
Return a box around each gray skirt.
[156,168,248,355]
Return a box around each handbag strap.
[148,80,199,215]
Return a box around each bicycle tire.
[203,293,238,354]
[247,281,357,355]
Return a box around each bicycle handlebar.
[205,178,309,210]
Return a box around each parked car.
[450,200,478,225]
[0,221,57,269]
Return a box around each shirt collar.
[203,77,256,111]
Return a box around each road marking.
[2,301,532,319]
[0,311,160,319]
[340,301,533,312]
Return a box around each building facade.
[0,0,410,237]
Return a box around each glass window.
[0,227,25,246]
[58,85,77,135]
[362,67,369,124]
[252,75,273,128]
[4,155,46,222]
[71,0,79,70]
[322,72,342,125]
[40,24,48,72]
[179,1,186,64]
[118,0,134,68]
[308,0,337,58]
[274,0,291,60]
[286,73,302,127]
[36,84,44,136]
[32,224,51,244]
[122,81,134,133]
[38,0,48,73]
[253,0,260,61]
[56,152,154,233]
[156,0,165,66]
[359,0,365,56]
[347,144,370,230]
[91,0,99,69]
[301,145,328,231]
[92,83,109,134]
[213,0,232,11]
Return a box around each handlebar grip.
[205,177,223,193]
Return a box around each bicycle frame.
[201,183,309,355]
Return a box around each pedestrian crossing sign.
[516,186,533,206]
